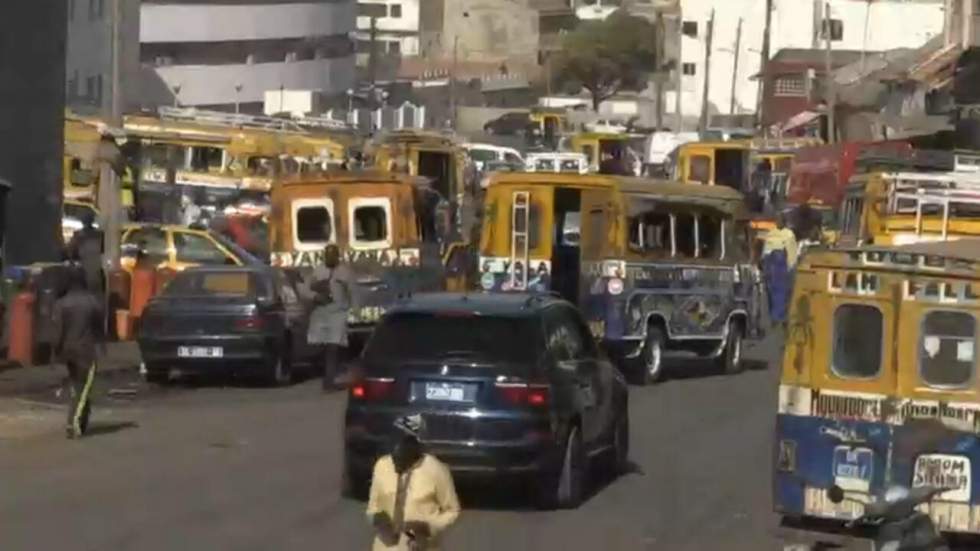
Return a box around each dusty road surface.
[0,334,927,550]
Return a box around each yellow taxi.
[120,223,255,273]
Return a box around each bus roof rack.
[853,148,980,174]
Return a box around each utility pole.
[367,16,378,104]
[824,1,836,143]
[654,12,666,129]
[757,0,773,126]
[450,34,459,129]
[729,17,742,115]
[697,9,715,134]
[99,0,123,269]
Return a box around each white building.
[673,0,945,128]
[68,0,357,112]
[355,0,420,62]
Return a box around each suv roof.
[387,292,567,318]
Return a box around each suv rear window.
[365,312,541,364]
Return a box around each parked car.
[483,112,534,136]
[464,142,524,171]
[343,292,630,508]
[525,152,589,174]
[138,266,317,385]
[584,119,628,134]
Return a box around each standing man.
[306,244,357,391]
[52,268,105,439]
[761,213,797,326]
[66,209,105,297]
[367,415,460,551]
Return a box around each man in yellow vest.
[761,214,797,325]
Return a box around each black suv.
[343,292,629,508]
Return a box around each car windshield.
[164,271,260,297]
[365,312,540,364]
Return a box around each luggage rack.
[856,148,980,174]
[158,106,350,133]
[883,172,980,239]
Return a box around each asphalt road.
[0,333,867,551]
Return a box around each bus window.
[919,311,975,389]
[292,198,335,250]
[689,155,711,184]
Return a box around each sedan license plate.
[177,346,223,359]
[833,446,873,492]
[425,382,467,402]
[913,454,971,502]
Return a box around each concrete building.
[65,0,141,115]
[355,0,420,64]
[674,0,945,129]
[66,0,357,113]
[420,0,540,66]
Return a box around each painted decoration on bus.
[271,248,421,269]
[478,256,551,292]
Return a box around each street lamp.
[234,83,243,114]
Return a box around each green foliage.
[555,11,658,110]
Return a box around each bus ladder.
[510,191,531,290]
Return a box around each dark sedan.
[138,266,317,385]
[343,292,630,509]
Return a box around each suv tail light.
[350,377,395,401]
[234,315,264,332]
[496,383,549,407]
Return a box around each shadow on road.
[86,421,139,436]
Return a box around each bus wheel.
[638,327,665,385]
[717,321,745,375]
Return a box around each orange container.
[7,291,36,365]
[129,268,155,320]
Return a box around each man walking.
[306,244,357,391]
[65,209,105,296]
[367,415,460,551]
[761,214,797,326]
[53,268,105,438]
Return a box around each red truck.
[786,140,912,209]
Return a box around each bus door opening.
[552,188,582,304]
[715,149,746,191]
[418,150,452,200]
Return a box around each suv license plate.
[178,346,223,358]
[425,382,466,402]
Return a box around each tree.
[554,11,658,112]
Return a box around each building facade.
[356,0,420,64]
[65,0,141,115]
[66,0,357,113]
[675,0,945,129]
[420,0,540,66]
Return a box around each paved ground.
[0,335,902,550]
